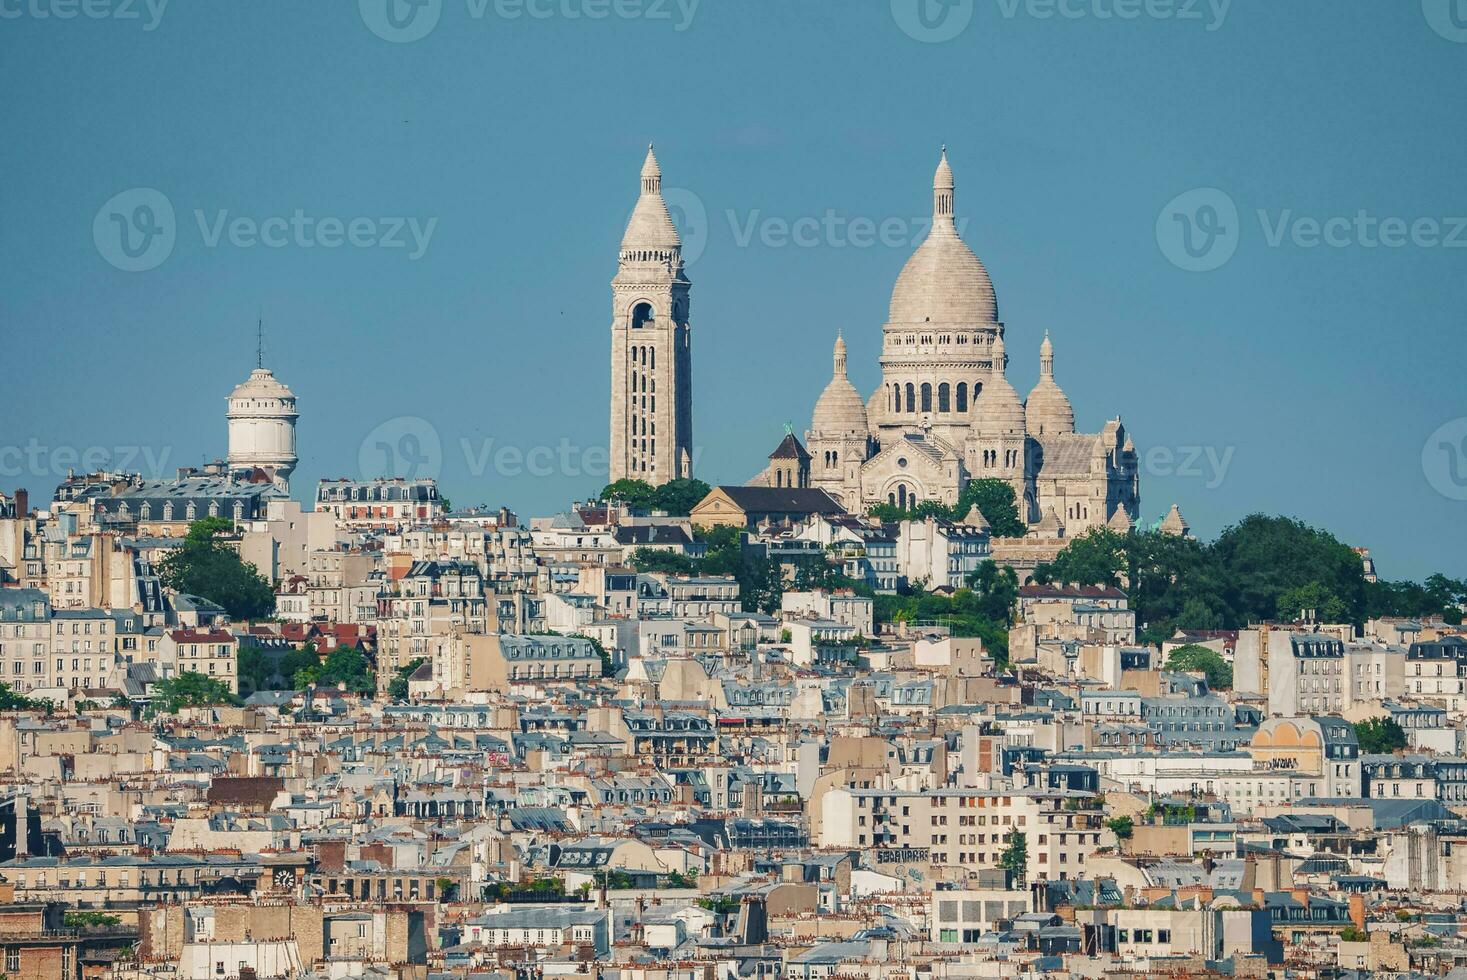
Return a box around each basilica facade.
[796,151,1140,534]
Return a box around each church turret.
[807,333,872,510]
[933,145,955,225]
[1159,503,1191,537]
[768,431,811,489]
[610,143,694,486]
[965,332,1032,519]
[1025,331,1075,436]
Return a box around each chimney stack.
[13,793,30,859]
[1349,893,1366,932]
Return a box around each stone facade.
[609,145,693,486]
[802,151,1140,533]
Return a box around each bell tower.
[610,144,693,486]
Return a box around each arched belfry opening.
[631,302,654,329]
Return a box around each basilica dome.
[811,335,869,436]
[1024,332,1075,436]
[887,149,998,325]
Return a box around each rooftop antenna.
[256,315,265,369]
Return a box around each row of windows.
[887,332,989,348]
[116,499,243,520]
[887,380,979,414]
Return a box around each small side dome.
[811,334,869,437]
[972,335,1025,436]
[1025,332,1075,436]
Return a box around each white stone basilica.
[796,150,1140,534]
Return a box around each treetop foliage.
[867,478,1026,537]
[1353,716,1408,754]
[599,478,712,517]
[1033,513,1463,644]
[158,518,274,621]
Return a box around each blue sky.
[2,0,1464,580]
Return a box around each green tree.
[1276,581,1348,624]
[521,876,565,896]
[1165,644,1233,690]
[998,831,1028,883]
[628,547,699,575]
[599,479,658,509]
[280,643,322,688]
[1340,926,1368,942]
[157,518,274,620]
[873,577,1014,664]
[1034,528,1231,645]
[650,478,712,516]
[955,478,1026,537]
[312,647,375,694]
[865,479,1025,537]
[696,525,783,613]
[866,502,908,523]
[1034,527,1128,588]
[388,657,428,700]
[1354,716,1408,754]
[1105,816,1134,840]
[64,911,121,928]
[591,869,634,890]
[696,895,740,915]
[236,645,273,696]
[1212,514,1367,626]
[0,681,49,712]
[148,671,241,715]
[967,560,1020,626]
[1365,574,1466,625]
